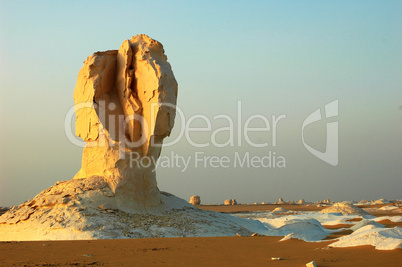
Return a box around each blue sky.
[1,1,401,206]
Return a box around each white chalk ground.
[330,225,402,250]
[232,209,402,250]
[0,178,265,241]
[0,180,401,250]
[364,205,402,214]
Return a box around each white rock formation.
[320,202,372,216]
[0,178,260,240]
[0,35,261,241]
[277,218,329,242]
[379,205,399,211]
[273,207,288,213]
[224,199,237,205]
[372,199,389,205]
[350,219,384,232]
[278,198,285,204]
[298,199,305,205]
[73,34,178,210]
[189,196,201,205]
[330,225,402,250]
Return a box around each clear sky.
[1,1,401,206]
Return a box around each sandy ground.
[198,204,326,213]
[197,203,401,214]
[1,203,401,266]
[1,236,401,266]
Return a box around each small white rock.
[271,257,282,261]
[306,261,317,267]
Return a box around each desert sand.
[1,204,401,266]
[1,237,401,267]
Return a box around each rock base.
[0,178,257,241]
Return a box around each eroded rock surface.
[73,34,178,209]
[189,196,201,205]
[0,178,255,240]
[0,35,265,241]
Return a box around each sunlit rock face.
[73,34,178,210]
[189,196,201,205]
[0,35,260,241]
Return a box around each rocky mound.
[0,177,258,241]
[330,225,402,250]
[189,195,201,205]
[273,207,288,213]
[320,202,372,216]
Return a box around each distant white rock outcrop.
[273,207,288,213]
[189,196,201,205]
[298,199,305,205]
[320,202,372,216]
[277,198,285,204]
[224,199,237,205]
[372,199,389,205]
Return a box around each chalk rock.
[189,196,201,205]
[73,34,178,210]
[0,35,270,241]
[329,225,402,250]
[323,199,331,204]
[273,207,288,213]
[0,35,181,240]
[306,261,317,267]
[350,220,384,232]
[278,198,285,204]
[372,199,389,205]
[321,202,372,216]
[0,178,258,240]
[224,199,237,205]
[298,199,305,205]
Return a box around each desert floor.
[1,204,401,266]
